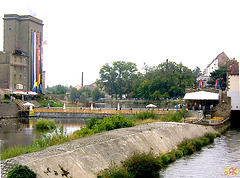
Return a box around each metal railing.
[34,108,175,115]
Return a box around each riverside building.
[0,14,45,93]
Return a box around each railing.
[15,99,28,111]
[34,108,175,115]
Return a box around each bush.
[35,119,56,130]
[98,165,134,178]
[7,165,36,178]
[161,110,184,122]
[134,111,157,120]
[122,151,162,177]
[74,115,135,138]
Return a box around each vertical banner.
[33,32,37,91]
[36,33,40,91]
[31,31,34,91]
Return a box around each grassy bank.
[97,132,221,177]
[1,109,191,160]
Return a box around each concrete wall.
[1,122,217,178]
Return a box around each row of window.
[14,74,27,81]
[13,56,27,63]
[14,66,27,71]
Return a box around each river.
[0,118,85,150]
[159,128,240,178]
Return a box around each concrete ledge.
[1,122,217,178]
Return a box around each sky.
[1,0,240,87]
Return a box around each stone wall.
[1,122,217,178]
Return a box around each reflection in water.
[0,118,86,150]
[159,129,240,178]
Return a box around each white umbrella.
[27,91,37,95]
[146,104,157,108]
[13,90,27,95]
[23,102,34,106]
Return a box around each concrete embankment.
[1,122,217,178]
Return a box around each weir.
[1,122,217,178]
[33,108,175,118]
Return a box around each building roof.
[183,91,219,100]
[227,61,239,75]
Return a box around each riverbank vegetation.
[1,110,187,160]
[35,119,56,130]
[97,132,221,177]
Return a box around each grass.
[97,132,221,177]
[1,109,215,160]
[35,119,56,130]
[1,125,69,160]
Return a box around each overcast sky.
[1,0,240,87]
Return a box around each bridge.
[33,108,175,118]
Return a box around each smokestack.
[81,72,83,87]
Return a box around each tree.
[207,64,227,90]
[97,61,138,99]
[134,61,194,99]
[91,87,105,101]
[192,66,202,80]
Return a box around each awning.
[183,91,219,100]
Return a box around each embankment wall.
[1,122,217,178]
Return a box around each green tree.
[135,61,194,99]
[207,64,227,90]
[192,66,202,80]
[46,85,68,94]
[91,87,105,101]
[97,61,137,99]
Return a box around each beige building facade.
[0,14,44,93]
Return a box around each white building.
[198,52,229,87]
[227,61,239,111]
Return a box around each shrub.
[73,115,135,138]
[98,165,134,178]
[161,110,184,122]
[122,151,162,177]
[134,111,157,120]
[7,165,36,178]
[35,119,56,130]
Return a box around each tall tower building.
[0,14,44,93]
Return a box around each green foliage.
[97,61,138,99]
[7,165,36,178]
[35,95,63,107]
[1,126,68,160]
[123,151,162,177]
[35,119,56,130]
[131,61,195,99]
[74,115,135,138]
[161,110,185,122]
[207,64,227,90]
[91,87,105,101]
[70,87,92,102]
[98,132,220,177]
[46,85,68,94]
[134,110,157,120]
[98,165,134,178]
[98,152,161,178]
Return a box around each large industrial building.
[0,14,45,93]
